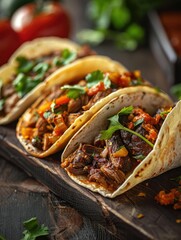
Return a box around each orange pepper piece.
[38,95,70,115]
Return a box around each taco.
[61,88,178,198]
[16,55,156,158]
[0,37,95,124]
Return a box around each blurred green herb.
[77,0,164,50]
[170,83,181,100]
[170,176,181,182]
[53,49,77,66]
[61,85,86,99]
[0,235,6,240]
[22,217,49,240]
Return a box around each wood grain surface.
[0,153,119,240]
[0,123,180,240]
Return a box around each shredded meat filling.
[62,106,170,192]
[19,71,150,152]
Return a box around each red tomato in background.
[0,20,21,65]
[11,1,71,42]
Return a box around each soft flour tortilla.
[61,88,179,198]
[17,55,127,157]
[0,37,80,124]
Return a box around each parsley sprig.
[22,217,49,240]
[85,70,111,88]
[61,70,111,99]
[100,106,154,148]
[53,49,77,66]
[61,85,86,99]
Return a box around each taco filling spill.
[61,105,172,193]
[18,70,149,154]
[0,46,94,118]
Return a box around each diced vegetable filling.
[0,45,95,117]
[61,105,172,192]
[20,70,149,152]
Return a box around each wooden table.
[0,1,180,239]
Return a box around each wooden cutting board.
[0,123,180,240]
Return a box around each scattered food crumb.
[137,192,146,197]
[137,213,144,219]
[155,177,181,210]
[145,182,149,186]
[176,219,181,224]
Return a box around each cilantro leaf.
[170,176,181,182]
[133,154,145,161]
[53,49,77,66]
[16,56,34,73]
[103,75,111,89]
[170,83,181,100]
[61,85,86,99]
[131,77,143,86]
[100,106,153,147]
[33,62,50,74]
[85,70,104,88]
[100,125,122,140]
[13,73,41,97]
[160,109,171,119]
[43,111,51,119]
[21,217,49,240]
[134,118,144,127]
[118,106,133,115]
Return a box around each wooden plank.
[0,156,120,240]
[0,124,181,240]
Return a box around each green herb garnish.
[100,106,154,148]
[33,62,50,74]
[53,49,77,66]
[86,70,104,88]
[133,154,145,161]
[0,235,6,240]
[16,56,34,73]
[61,85,86,99]
[131,77,143,86]
[43,111,51,119]
[103,75,111,89]
[170,83,181,100]
[170,176,181,183]
[134,118,144,127]
[160,109,171,119]
[13,73,41,97]
[21,217,49,240]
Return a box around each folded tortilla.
[16,56,150,158]
[61,88,179,198]
[0,37,94,124]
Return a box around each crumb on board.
[176,219,181,224]
[137,213,144,219]
[137,192,146,197]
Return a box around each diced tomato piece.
[87,81,105,96]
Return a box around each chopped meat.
[82,89,112,111]
[100,163,125,185]
[67,98,82,113]
[106,132,133,173]
[120,125,153,157]
[2,83,16,97]
[3,93,20,114]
